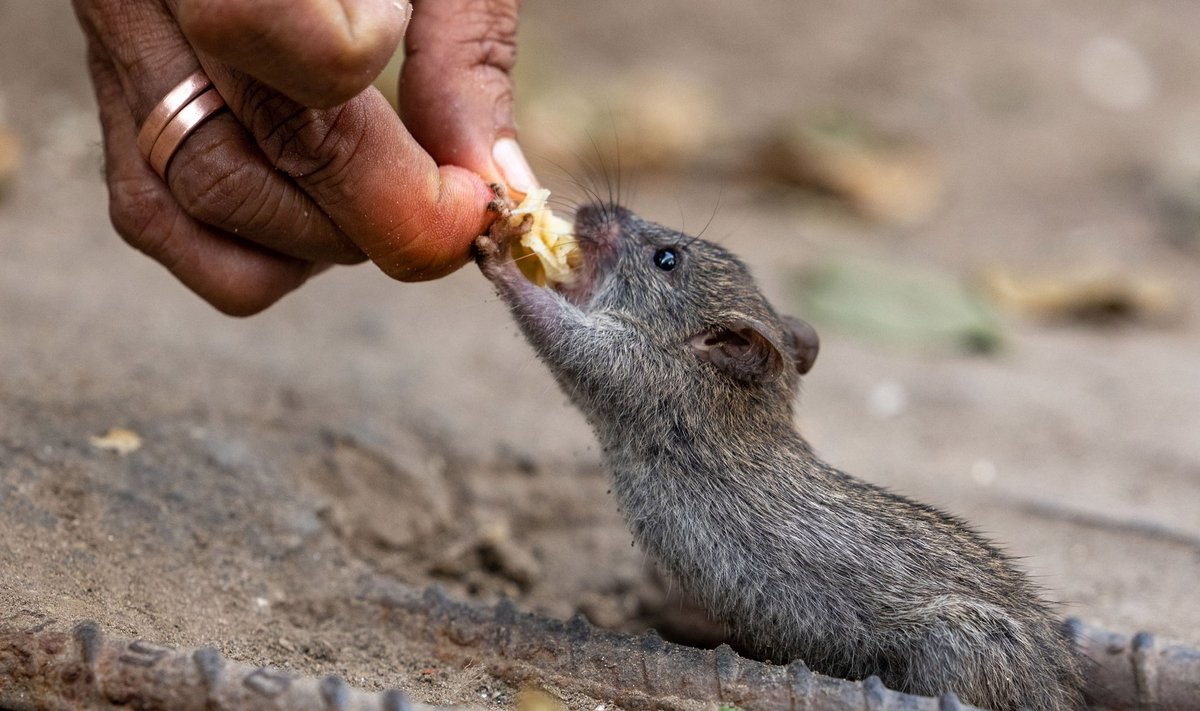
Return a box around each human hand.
[74,0,535,315]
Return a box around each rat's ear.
[782,315,819,375]
[690,316,786,384]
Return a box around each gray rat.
[475,200,1084,711]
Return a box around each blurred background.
[2,0,1198,706]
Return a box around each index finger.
[210,65,495,280]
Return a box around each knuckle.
[171,145,262,228]
[409,0,518,74]
[90,9,190,113]
[466,0,519,71]
[108,174,171,252]
[110,177,196,278]
[254,100,364,187]
[469,34,518,75]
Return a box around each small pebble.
[970,459,997,487]
[866,380,908,419]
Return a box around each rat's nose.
[573,202,630,246]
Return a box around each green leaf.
[788,255,1003,354]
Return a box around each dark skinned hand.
[73,0,536,315]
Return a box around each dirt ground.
[2,1,1199,709]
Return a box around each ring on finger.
[137,69,228,179]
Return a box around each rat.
[474,199,1085,711]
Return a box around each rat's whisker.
[694,187,723,242]
[534,155,603,210]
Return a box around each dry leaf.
[982,265,1180,325]
[765,110,942,225]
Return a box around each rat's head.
[562,202,819,399]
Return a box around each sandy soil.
[2,1,1199,709]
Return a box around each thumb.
[398,0,538,197]
[176,0,409,108]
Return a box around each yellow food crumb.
[509,189,578,286]
[89,427,142,455]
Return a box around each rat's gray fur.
[476,203,1084,711]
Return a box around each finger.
[213,64,496,281]
[86,36,314,316]
[175,0,409,109]
[74,0,366,265]
[399,0,538,196]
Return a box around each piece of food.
[508,188,579,286]
[89,427,143,455]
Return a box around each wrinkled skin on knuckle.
[107,163,301,317]
[108,174,173,254]
[170,134,263,228]
[468,32,518,76]
[166,123,365,265]
[406,0,518,79]
[79,0,190,114]
[109,175,203,286]
[251,98,364,183]
[111,180,204,291]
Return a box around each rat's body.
[476,202,1084,711]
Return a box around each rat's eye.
[653,247,679,272]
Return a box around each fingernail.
[492,137,539,197]
[395,1,413,24]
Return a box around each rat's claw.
[476,184,536,284]
[488,183,509,207]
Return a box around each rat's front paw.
[474,232,504,265]
[477,209,532,270]
[474,229,521,287]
